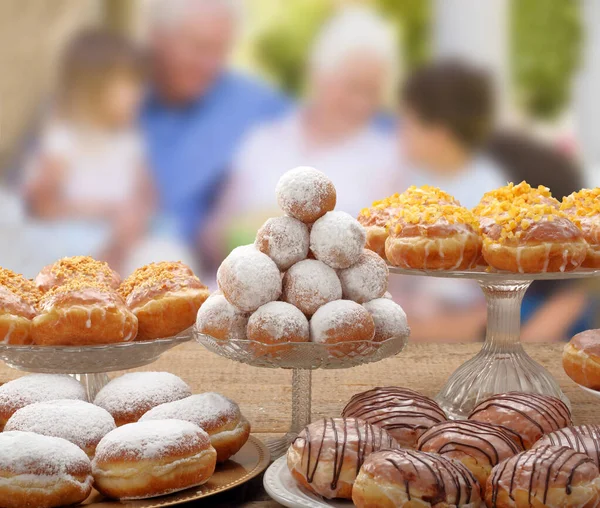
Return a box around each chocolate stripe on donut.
[535,425,600,466]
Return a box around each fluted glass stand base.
[389,266,600,420]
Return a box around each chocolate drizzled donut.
[534,425,600,466]
[487,445,600,508]
[287,417,399,500]
[352,449,482,508]
[468,392,572,449]
[341,387,447,448]
[417,421,524,492]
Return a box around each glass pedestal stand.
[389,266,600,419]
[194,330,409,459]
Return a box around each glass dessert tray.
[0,328,193,399]
[194,327,409,458]
[389,265,600,419]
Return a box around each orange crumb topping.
[474,181,557,217]
[392,203,479,233]
[119,261,199,298]
[49,256,116,281]
[491,203,569,241]
[0,268,41,305]
[360,186,460,218]
[561,188,600,226]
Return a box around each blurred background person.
[23,29,153,275]
[141,0,289,257]
[204,5,401,265]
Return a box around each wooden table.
[1,342,598,507]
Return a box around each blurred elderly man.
[141,0,288,244]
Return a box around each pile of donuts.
[196,166,409,356]
[287,386,600,507]
[0,371,250,506]
[0,256,209,345]
[359,182,600,274]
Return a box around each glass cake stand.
[0,328,192,400]
[389,266,600,419]
[194,328,409,458]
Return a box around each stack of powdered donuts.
[196,166,409,357]
[360,182,600,274]
[288,386,600,507]
[0,371,251,506]
[0,256,209,345]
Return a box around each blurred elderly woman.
[205,6,402,259]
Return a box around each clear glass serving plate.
[388,265,600,419]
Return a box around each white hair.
[147,0,244,30]
[310,6,399,78]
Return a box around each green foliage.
[511,0,582,119]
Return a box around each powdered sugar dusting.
[310,300,373,343]
[310,211,366,269]
[247,301,309,343]
[255,216,309,270]
[282,259,342,316]
[93,372,191,422]
[196,293,249,340]
[276,166,336,223]
[0,431,91,477]
[363,298,409,342]
[140,393,240,432]
[5,400,115,452]
[0,374,87,416]
[93,419,210,461]
[338,250,389,303]
[217,245,282,312]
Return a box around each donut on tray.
[561,188,600,268]
[0,268,41,345]
[563,329,600,389]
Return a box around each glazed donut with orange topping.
[478,183,586,273]
[561,188,600,268]
[35,255,121,292]
[120,261,209,340]
[0,268,41,345]
[385,193,481,270]
[32,280,137,346]
[562,329,600,389]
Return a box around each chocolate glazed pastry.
[534,425,600,467]
[417,421,523,492]
[487,445,600,508]
[342,387,447,448]
[352,448,482,508]
[468,392,572,449]
[286,417,399,500]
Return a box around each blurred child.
[24,29,154,273]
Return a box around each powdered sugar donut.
[0,374,86,431]
[255,216,310,270]
[247,301,309,356]
[310,211,366,269]
[217,245,282,312]
[310,300,375,356]
[0,431,93,508]
[140,393,251,462]
[196,293,248,340]
[5,399,116,457]
[92,420,216,500]
[93,372,192,426]
[363,298,409,342]
[282,259,342,316]
[276,166,337,223]
[338,250,389,303]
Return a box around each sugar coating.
[0,374,87,415]
[275,166,336,223]
[255,216,309,271]
[247,301,309,343]
[196,293,248,340]
[310,300,374,343]
[93,372,192,420]
[0,431,91,477]
[363,298,409,342]
[338,250,389,303]
[5,399,116,451]
[282,259,342,316]
[93,419,210,461]
[310,211,366,269]
[140,393,241,432]
[217,245,282,312]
